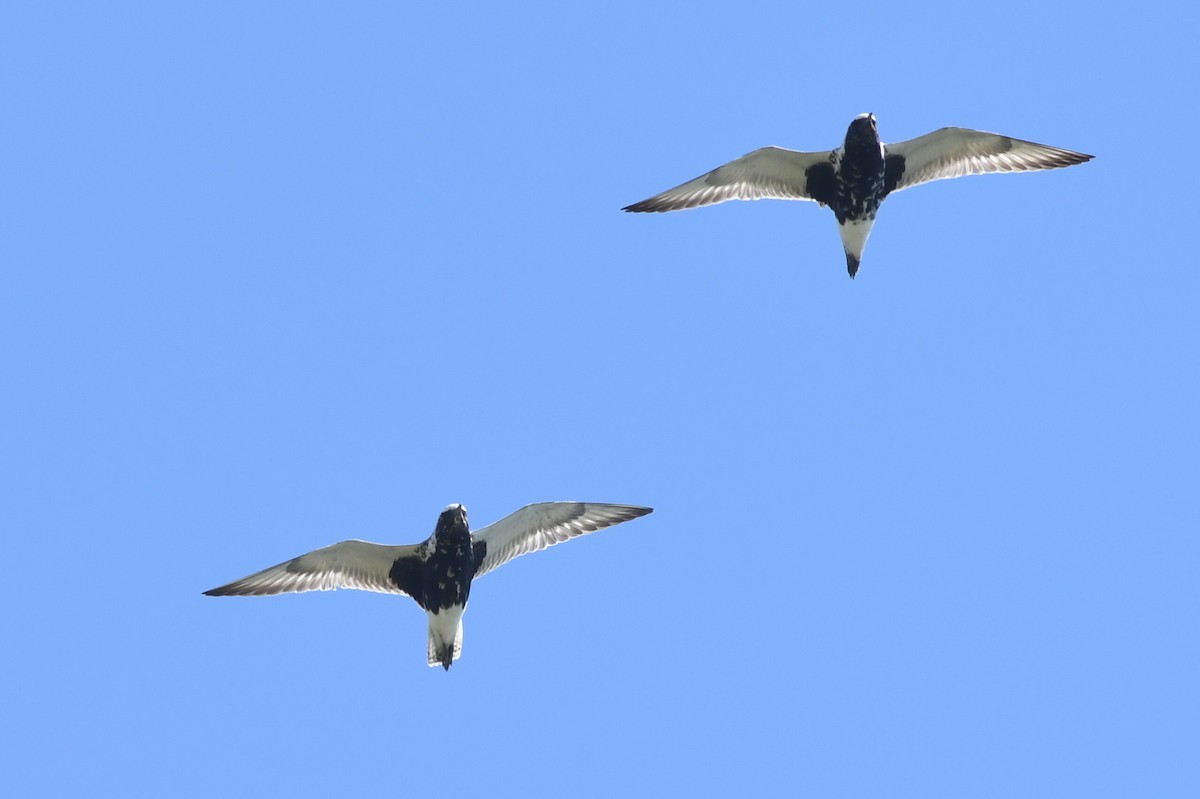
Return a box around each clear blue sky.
[3,2,1196,797]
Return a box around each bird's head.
[436,503,470,537]
[845,113,879,148]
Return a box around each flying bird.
[624,114,1093,277]
[204,502,653,669]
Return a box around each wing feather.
[472,503,652,578]
[885,127,1092,194]
[624,147,830,212]
[204,540,420,597]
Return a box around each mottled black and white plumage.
[624,114,1093,277]
[204,502,652,670]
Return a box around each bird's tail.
[426,614,464,670]
[845,251,860,278]
[837,217,873,279]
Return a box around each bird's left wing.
[204,540,420,597]
[883,127,1092,194]
[472,503,652,578]
[623,147,831,212]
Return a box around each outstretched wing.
[624,147,832,212]
[884,127,1092,194]
[472,503,652,578]
[204,540,420,597]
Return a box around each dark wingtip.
[1059,151,1094,167]
[1047,148,1093,168]
[846,252,860,279]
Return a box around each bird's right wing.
[204,540,420,597]
[623,147,831,212]
[884,127,1092,194]
[472,503,652,578]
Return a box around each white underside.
[426,605,465,667]
[837,217,876,262]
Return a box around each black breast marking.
[422,529,476,612]
[832,145,886,224]
[388,541,476,612]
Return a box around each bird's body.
[205,502,652,669]
[386,506,479,668]
[624,114,1093,277]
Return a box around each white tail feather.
[425,607,465,668]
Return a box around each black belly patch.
[423,546,471,611]
[833,148,885,224]
[390,536,476,613]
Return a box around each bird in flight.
[205,502,653,669]
[624,114,1092,277]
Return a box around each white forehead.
[442,503,465,514]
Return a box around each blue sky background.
[3,2,1197,796]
